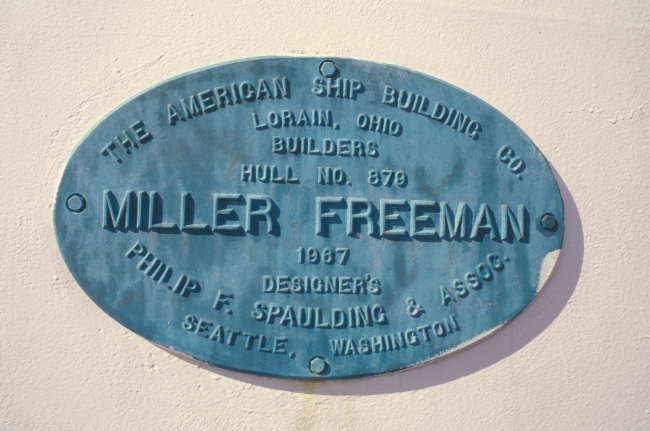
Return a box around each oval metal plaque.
[54,57,564,379]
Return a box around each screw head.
[309,356,327,374]
[541,213,557,231]
[66,194,86,213]
[320,61,337,78]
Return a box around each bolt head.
[320,61,337,78]
[67,194,86,213]
[309,356,327,374]
[541,214,557,231]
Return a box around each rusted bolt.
[309,356,327,374]
[320,61,337,78]
[67,194,86,213]
[540,213,557,231]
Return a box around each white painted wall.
[2,0,649,429]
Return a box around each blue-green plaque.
[54,57,564,379]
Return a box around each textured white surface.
[2,0,649,429]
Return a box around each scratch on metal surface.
[228,155,240,176]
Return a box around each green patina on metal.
[54,57,564,379]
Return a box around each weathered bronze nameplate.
[54,57,563,379]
